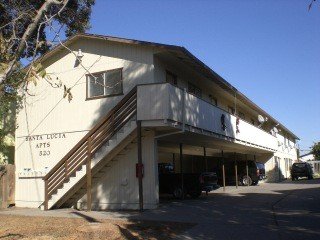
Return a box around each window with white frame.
[86,68,123,99]
[188,82,202,98]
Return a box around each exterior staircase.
[42,87,137,210]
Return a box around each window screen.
[188,82,202,98]
[87,68,123,99]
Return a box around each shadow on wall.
[266,166,285,183]
[69,60,152,207]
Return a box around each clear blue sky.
[88,0,320,152]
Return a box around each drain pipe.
[154,88,186,139]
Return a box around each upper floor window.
[166,71,177,85]
[188,82,202,98]
[228,106,235,115]
[86,68,123,99]
[238,112,245,120]
[209,94,218,106]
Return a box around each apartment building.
[15,34,298,210]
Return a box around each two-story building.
[15,33,299,210]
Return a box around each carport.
[156,130,274,197]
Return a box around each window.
[228,106,235,115]
[86,68,123,99]
[209,94,218,106]
[166,71,177,85]
[238,112,245,120]
[188,82,202,98]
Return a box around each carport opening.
[157,142,266,201]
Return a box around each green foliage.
[0,84,22,165]
[309,0,317,11]
[311,142,320,160]
[0,0,95,164]
[0,0,95,59]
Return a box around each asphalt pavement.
[1,179,319,240]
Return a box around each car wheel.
[173,187,184,199]
[241,175,252,186]
[308,175,313,180]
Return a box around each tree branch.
[0,0,70,85]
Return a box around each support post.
[44,179,48,210]
[234,152,238,189]
[180,143,184,198]
[222,150,226,192]
[172,153,175,170]
[204,147,207,172]
[191,156,194,173]
[86,136,92,211]
[137,120,144,212]
[246,155,249,187]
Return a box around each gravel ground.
[0,214,194,240]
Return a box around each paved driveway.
[142,179,320,240]
[1,179,320,240]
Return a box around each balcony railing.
[137,83,277,151]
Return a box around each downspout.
[154,88,186,139]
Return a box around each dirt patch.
[0,214,194,240]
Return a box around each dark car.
[291,162,313,180]
[219,160,260,186]
[158,163,218,199]
[256,162,266,180]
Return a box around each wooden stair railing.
[43,87,137,210]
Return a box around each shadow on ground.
[132,179,320,240]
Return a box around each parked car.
[256,162,266,180]
[291,162,313,180]
[220,160,260,186]
[158,163,218,199]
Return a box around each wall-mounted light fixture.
[76,49,84,61]
[74,49,84,67]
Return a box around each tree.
[0,0,95,164]
[0,0,95,87]
[311,142,320,160]
[309,0,318,11]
